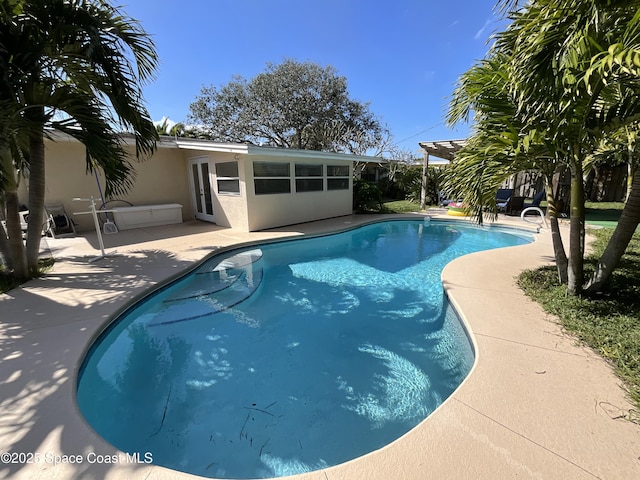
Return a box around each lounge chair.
[496,188,513,203]
[508,196,525,215]
[45,204,76,238]
[439,191,459,207]
[1,209,50,239]
[524,190,545,208]
[497,188,530,215]
[496,188,514,213]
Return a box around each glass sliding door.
[189,157,215,222]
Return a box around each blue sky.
[121,0,504,155]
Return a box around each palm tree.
[155,117,186,137]
[445,53,525,218]
[445,51,570,282]
[0,0,159,280]
[0,99,33,278]
[0,147,22,274]
[583,76,640,292]
[501,0,640,294]
[585,171,640,293]
[586,123,638,203]
[464,0,640,295]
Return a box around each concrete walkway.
[0,214,638,480]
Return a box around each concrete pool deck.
[0,213,638,480]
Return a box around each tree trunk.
[544,175,568,284]
[567,157,585,295]
[420,152,429,210]
[296,128,303,150]
[25,127,47,276]
[0,155,15,270]
[1,143,26,277]
[0,206,13,270]
[584,169,640,294]
[5,189,27,279]
[625,126,635,202]
[626,158,636,203]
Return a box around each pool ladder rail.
[520,207,548,229]
[147,249,263,327]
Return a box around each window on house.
[295,163,323,192]
[253,161,291,195]
[215,161,240,194]
[327,164,350,190]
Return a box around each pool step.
[196,248,263,273]
[162,268,244,302]
[147,249,264,327]
[159,248,263,303]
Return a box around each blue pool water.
[77,220,532,479]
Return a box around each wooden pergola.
[418,139,467,162]
[417,139,467,209]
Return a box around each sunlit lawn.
[384,199,632,228]
[381,200,422,213]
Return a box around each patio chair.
[3,209,48,239]
[502,196,525,215]
[496,188,514,213]
[525,190,545,208]
[496,188,513,204]
[45,203,76,238]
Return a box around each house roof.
[172,137,379,163]
[418,139,467,161]
[46,131,382,164]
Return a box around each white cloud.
[474,18,492,40]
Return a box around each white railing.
[520,207,548,229]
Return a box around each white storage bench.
[111,204,183,230]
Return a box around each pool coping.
[0,213,638,480]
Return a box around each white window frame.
[327,164,350,191]
[215,161,241,195]
[253,161,292,195]
[295,163,324,193]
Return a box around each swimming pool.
[76,219,532,479]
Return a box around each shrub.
[353,179,383,213]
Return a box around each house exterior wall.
[243,155,353,231]
[18,137,360,234]
[188,152,250,231]
[19,139,192,232]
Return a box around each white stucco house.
[20,134,378,233]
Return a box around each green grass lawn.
[584,201,640,232]
[383,199,637,231]
[585,201,625,228]
[381,200,422,213]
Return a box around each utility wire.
[395,122,444,145]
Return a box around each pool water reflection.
[77,220,532,478]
